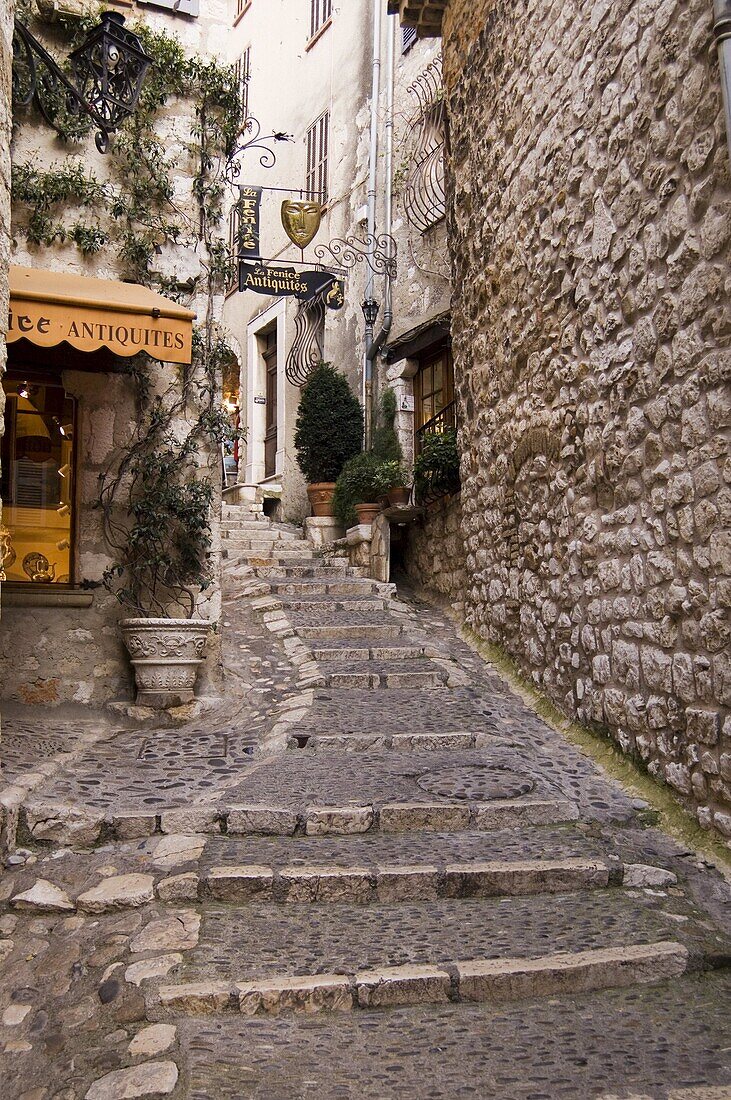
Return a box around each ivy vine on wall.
[10,9,246,617]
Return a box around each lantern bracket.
[12,13,153,153]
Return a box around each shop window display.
[0,375,76,584]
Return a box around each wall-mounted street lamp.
[12,10,153,152]
[360,297,380,328]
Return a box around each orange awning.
[8,266,196,365]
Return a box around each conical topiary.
[294,362,363,484]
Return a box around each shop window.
[0,375,76,584]
[414,345,454,452]
[306,111,329,204]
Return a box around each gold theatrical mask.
[281,201,323,249]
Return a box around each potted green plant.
[333,452,391,529]
[294,362,363,517]
[372,388,410,505]
[380,459,411,507]
[100,342,236,708]
[413,428,461,503]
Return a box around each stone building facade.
[1,0,232,709]
[394,0,731,835]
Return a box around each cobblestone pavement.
[0,508,730,1099]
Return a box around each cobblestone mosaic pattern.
[182,972,731,1099]
[181,889,722,982]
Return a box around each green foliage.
[12,16,244,282]
[413,429,460,503]
[378,459,407,489]
[333,452,391,529]
[294,363,363,484]
[371,386,402,464]
[100,334,238,617]
[12,16,247,616]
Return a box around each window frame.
[234,45,251,121]
[413,343,455,454]
[1,368,80,588]
[308,0,332,44]
[305,110,329,205]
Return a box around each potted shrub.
[380,459,411,507]
[100,341,235,709]
[294,362,363,516]
[413,428,461,503]
[333,452,390,529]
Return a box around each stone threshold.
[152,941,690,1018]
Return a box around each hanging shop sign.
[238,185,263,256]
[239,262,344,309]
[281,200,323,249]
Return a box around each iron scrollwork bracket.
[227,116,294,178]
[313,234,397,280]
[13,18,111,150]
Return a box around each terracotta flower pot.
[120,618,210,708]
[307,482,336,517]
[355,502,382,526]
[387,486,411,507]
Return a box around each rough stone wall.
[2,4,228,707]
[441,0,731,833]
[404,492,465,602]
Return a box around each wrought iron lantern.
[361,297,380,327]
[13,11,153,152]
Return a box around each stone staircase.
[2,499,728,1097]
[113,497,727,1095]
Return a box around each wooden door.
[263,329,277,478]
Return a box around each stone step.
[296,623,403,641]
[222,535,311,549]
[282,596,390,612]
[288,730,504,751]
[251,563,351,578]
[319,660,448,689]
[179,971,731,1097]
[269,579,382,596]
[154,939,690,1018]
[199,858,615,905]
[310,642,427,661]
[227,550,319,562]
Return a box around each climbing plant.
[11,11,246,616]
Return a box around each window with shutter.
[402,25,417,53]
[310,0,332,40]
[305,112,329,205]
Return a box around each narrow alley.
[0,500,729,1098]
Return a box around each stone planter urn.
[355,502,382,526]
[120,618,210,708]
[387,486,411,507]
[307,482,337,517]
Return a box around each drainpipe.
[715,0,731,162]
[363,6,395,447]
[362,0,382,448]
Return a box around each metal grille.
[402,56,446,232]
[285,295,326,387]
[306,111,329,203]
[310,0,332,38]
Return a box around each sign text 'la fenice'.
[239,262,344,309]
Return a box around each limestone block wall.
[404,492,465,602]
[440,0,731,832]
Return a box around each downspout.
[363,0,382,448]
[714,1,731,162]
[364,6,395,446]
